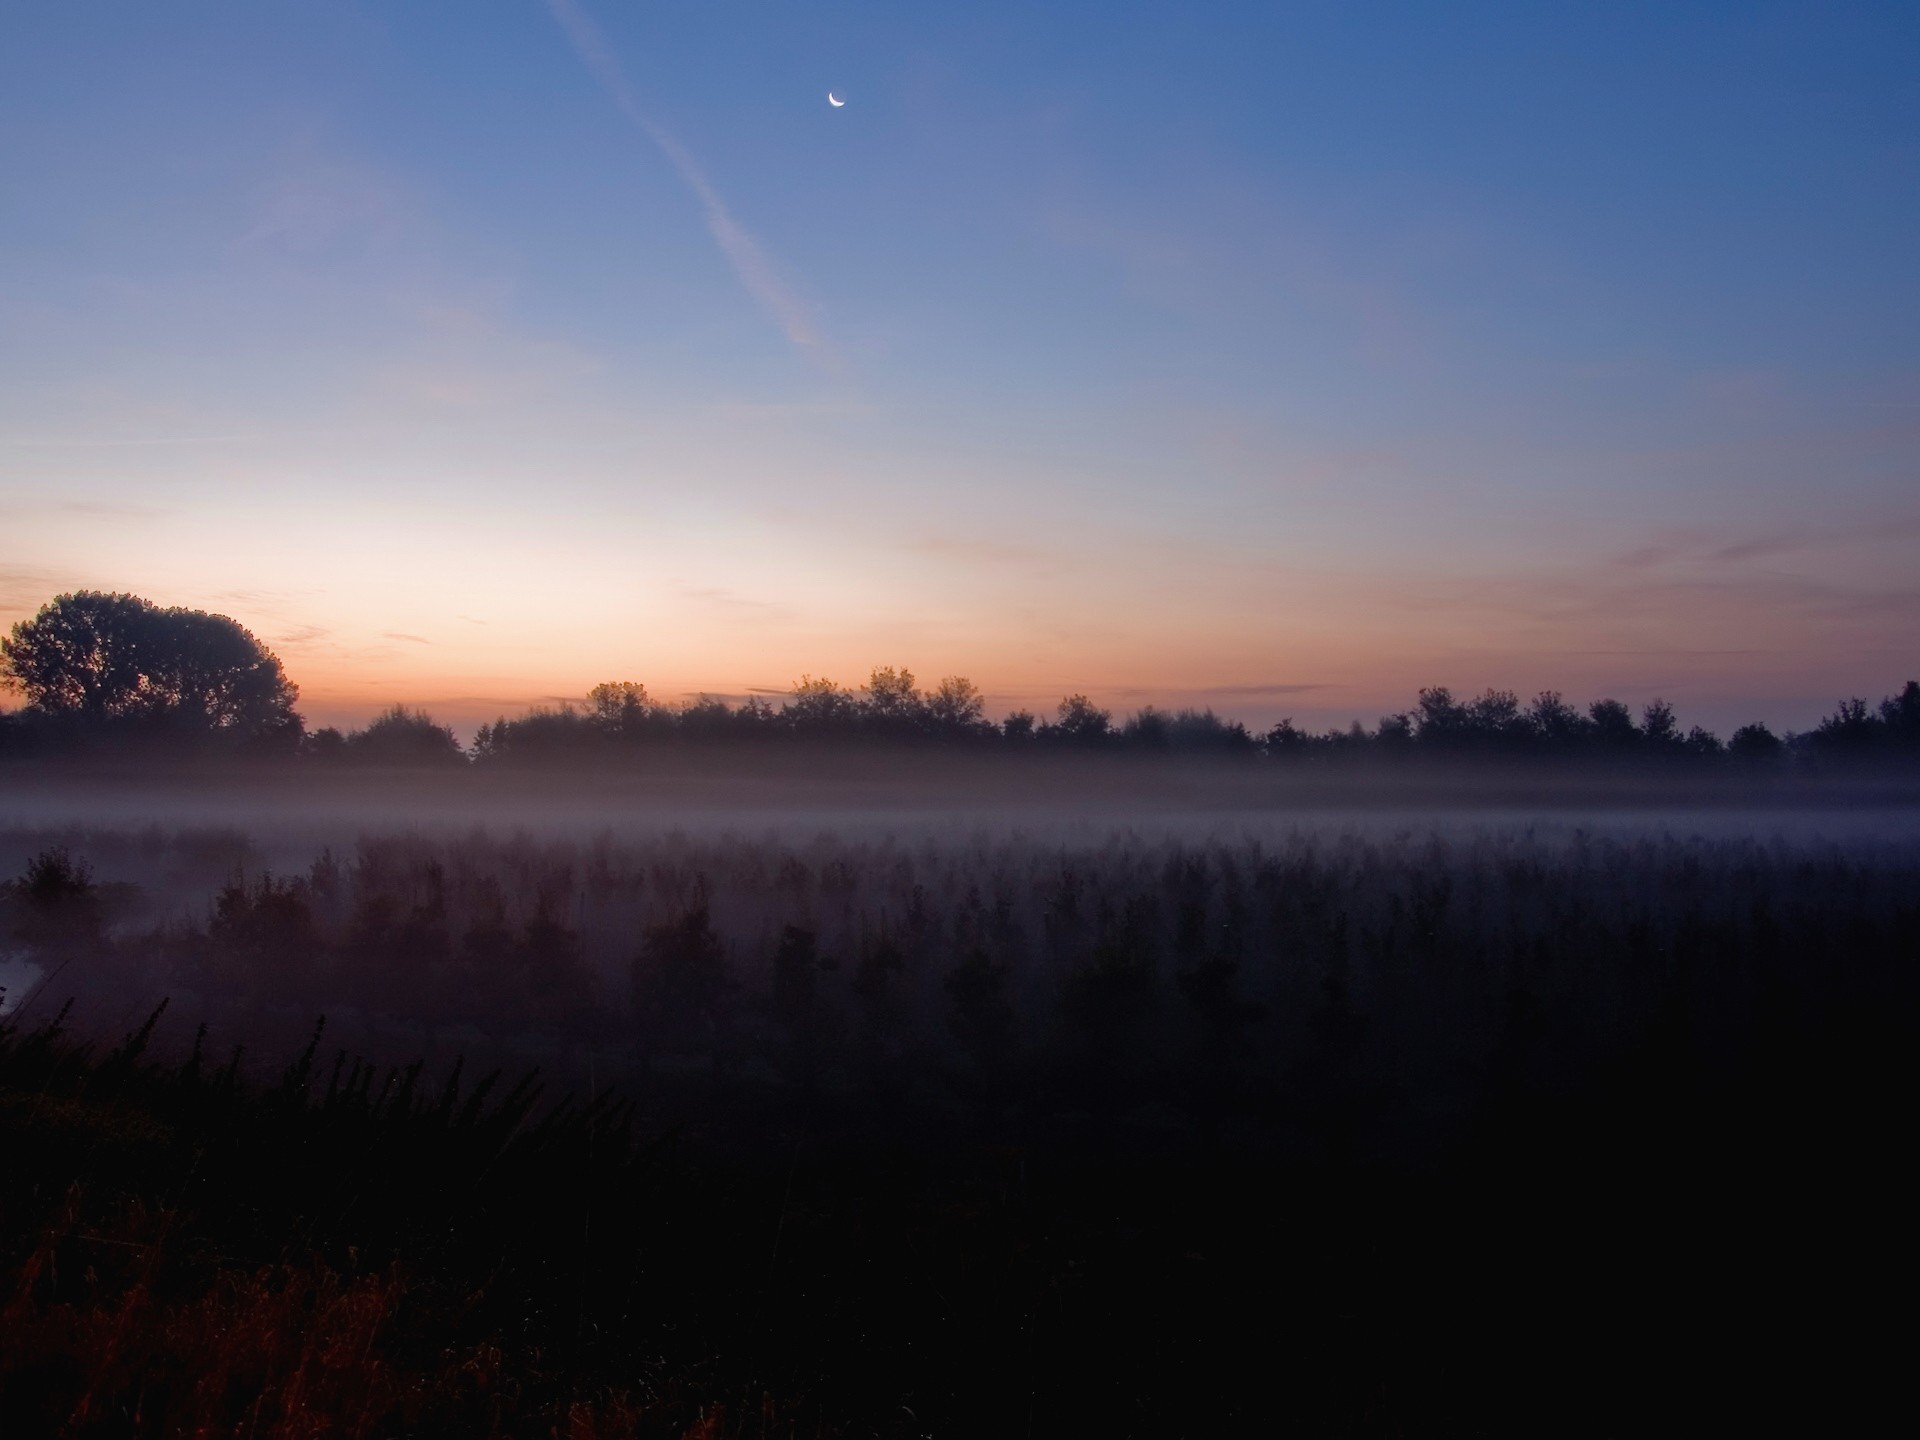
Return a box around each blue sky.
[2,1,1916,733]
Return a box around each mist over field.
[7,767,1917,1432]
[9,773,1917,1136]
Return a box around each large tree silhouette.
[1,591,300,744]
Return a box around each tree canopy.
[3,590,1915,778]
[338,705,465,765]
[0,591,301,745]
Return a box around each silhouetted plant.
[1880,680,1920,748]
[472,704,598,763]
[1684,725,1724,758]
[1641,698,1683,754]
[7,848,103,958]
[1046,694,1114,747]
[1059,894,1160,1099]
[1587,698,1641,752]
[1122,706,1173,750]
[1414,686,1469,747]
[1264,716,1315,758]
[848,928,909,1093]
[301,725,347,760]
[342,705,465,765]
[1527,690,1589,751]
[926,675,991,737]
[767,924,837,1088]
[944,946,1016,1075]
[631,898,730,1070]
[1728,722,1786,767]
[1162,707,1257,753]
[785,675,859,735]
[860,665,924,736]
[201,872,322,1006]
[0,591,301,749]
[588,679,653,737]
[1807,691,1914,763]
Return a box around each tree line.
[3,590,1917,770]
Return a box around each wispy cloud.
[1039,179,1439,369]
[545,0,825,357]
[56,500,170,519]
[1,434,260,449]
[211,589,275,604]
[1612,516,1920,572]
[369,303,603,409]
[1105,682,1333,700]
[0,497,171,519]
[908,535,1062,569]
[701,398,873,422]
[237,151,414,257]
[1371,563,1920,671]
[670,584,795,621]
[0,566,60,619]
[1204,682,1338,697]
[427,695,572,710]
[381,631,433,645]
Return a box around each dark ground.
[2,775,1916,1436]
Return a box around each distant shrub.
[341,705,465,766]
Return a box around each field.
[3,790,1916,1435]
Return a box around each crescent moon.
[827,92,845,107]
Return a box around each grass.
[3,816,1916,1434]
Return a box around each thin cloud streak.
[2,435,263,449]
[1611,516,1920,573]
[671,584,795,622]
[545,0,824,356]
[909,535,1063,569]
[1204,682,1339,697]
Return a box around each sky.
[2,1,1917,737]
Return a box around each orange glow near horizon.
[261,571,1911,742]
[5,485,1916,742]
[5,392,1916,743]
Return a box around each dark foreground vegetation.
[3,820,1916,1435]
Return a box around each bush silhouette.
[1,591,300,748]
[340,705,465,765]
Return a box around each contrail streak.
[545,0,822,354]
